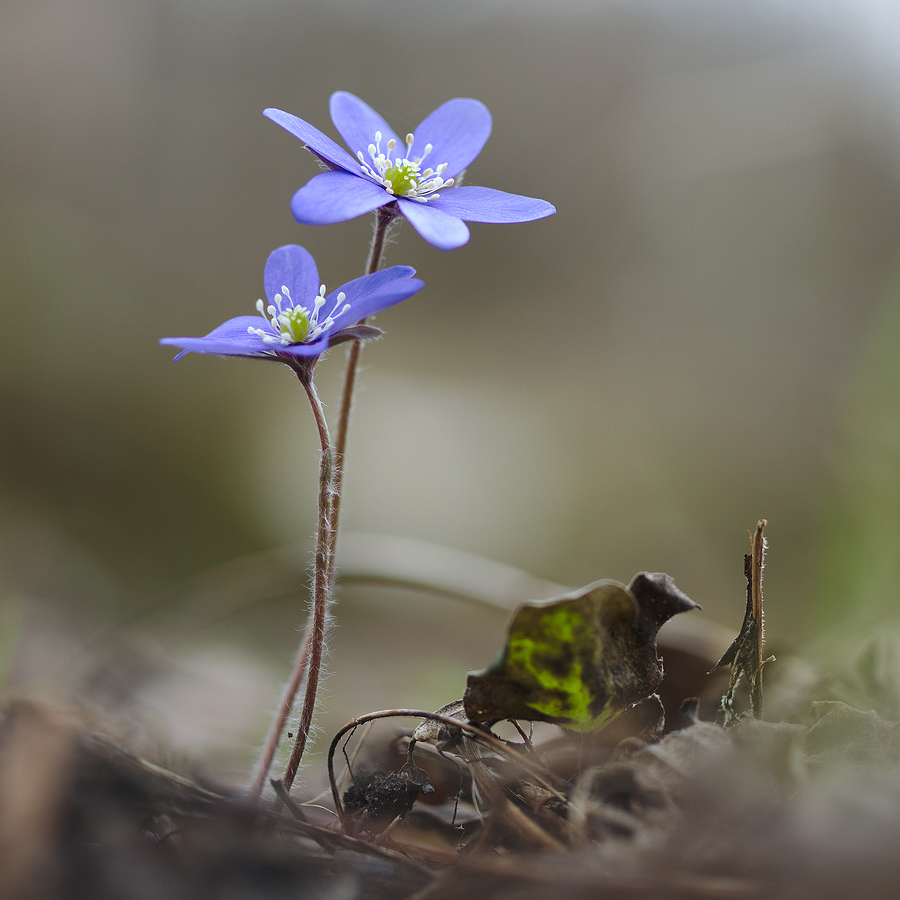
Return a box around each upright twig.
[747,519,768,716]
[715,519,775,722]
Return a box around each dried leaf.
[463,573,699,733]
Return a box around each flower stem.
[246,208,392,800]
[246,626,313,799]
[326,206,393,583]
[246,367,334,799]
[282,372,335,790]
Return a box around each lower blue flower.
[161,245,424,362]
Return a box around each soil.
[4,630,900,900]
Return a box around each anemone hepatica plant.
[162,91,554,802]
[162,245,422,796]
[161,245,423,367]
[264,92,556,250]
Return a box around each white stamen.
[355,128,453,203]
[250,282,353,347]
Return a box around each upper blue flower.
[264,92,556,251]
[161,244,424,362]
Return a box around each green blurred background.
[2,0,900,778]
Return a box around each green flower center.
[357,132,454,203]
[382,159,420,197]
[247,285,350,348]
[278,305,312,344]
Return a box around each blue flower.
[264,92,556,251]
[161,245,424,362]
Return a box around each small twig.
[345,719,375,781]
[269,778,342,855]
[491,795,567,851]
[714,519,775,722]
[748,518,768,716]
[269,778,311,823]
[264,805,438,877]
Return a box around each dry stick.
[748,517,769,718]
[715,518,774,723]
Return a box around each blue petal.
[330,91,401,158]
[291,170,390,225]
[330,270,425,329]
[413,98,491,177]
[277,337,331,358]
[397,199,470,250]
[428,186,556,223]
[334,264,417,303]
[263,108,358,172]
[160,316,272,358]
[263,245,319,307]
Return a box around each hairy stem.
[246,628,314,799]
[326,207,394,584]
[246,367,335,798]
[282,373,335,790]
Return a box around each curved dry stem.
[326,708,568,824]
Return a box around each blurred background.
[2,0,900,780]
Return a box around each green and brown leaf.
[464,573,700,732]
